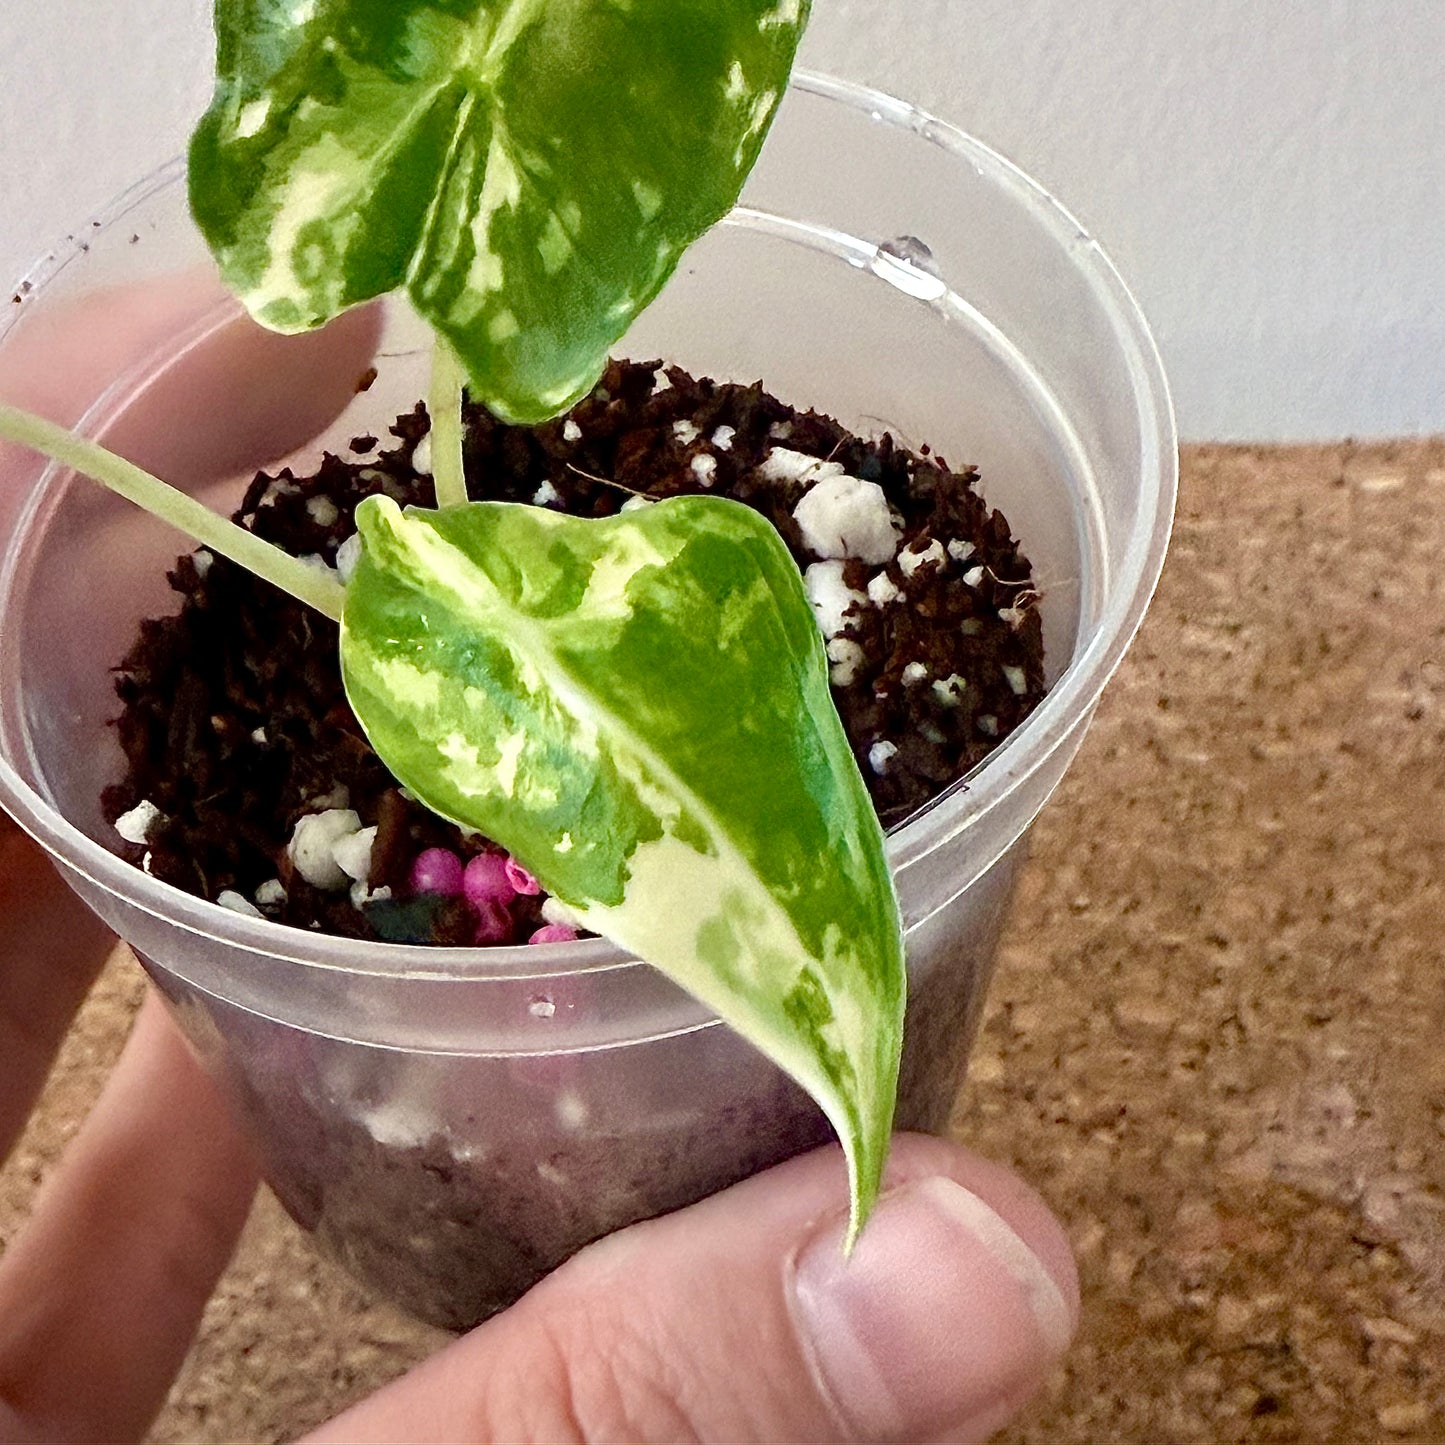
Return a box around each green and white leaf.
[190,0,809,422]
[340,494,904,1237]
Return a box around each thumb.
[305,1133,1078,1444]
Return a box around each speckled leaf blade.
[339,494,903,1234]
[190,0,809,421]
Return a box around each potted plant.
[0,6,1175,1329]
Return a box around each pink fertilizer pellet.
[463,852,516,907]
[409,846,465,896]
[528,923,579,945]
[504,857,541,895]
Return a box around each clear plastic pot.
[0,73,1175,1329]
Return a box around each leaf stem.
[429,339,469,509]
[0,404,347,622]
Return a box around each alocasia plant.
[0,0,911,1239]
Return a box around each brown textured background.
[3,440,1444,1442]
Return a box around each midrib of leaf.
[476,0,552,77]
[414,7,604,310]
[354,497,874,1225]
[402,87,484,305]
[358,506,799,897]
[356,504,852,1013]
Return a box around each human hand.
[303,1128,1078,1444]
[0,929,1077,1444]
[0,265,381,1443]
[0,265,1077,1444]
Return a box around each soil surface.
[4,439,1445,1442]
[102,360,1044,944]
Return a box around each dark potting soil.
[102,359,1046,945]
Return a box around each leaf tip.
[839,1123,896,1258]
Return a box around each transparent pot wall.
[0,75,1174,1329]
[135,843,1022,1328]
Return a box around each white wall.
[2,0,1442,441]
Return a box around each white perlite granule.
[826,637,865,686]
[620,494,653,512]
[254,878,286,909]
[711,425,735,451]
[533,479,560,507]
[901,661,930,686]
[258,478,298,508]
[1003,664,1028,695]
[114,799,162,846]
[758,446,844,485]
[556,1090,590,1130]
[216,889,263,917]
[690,453,717,486]
[562,419,582,442]
[898,538,947,577]
[803,560,866,639]
[946,538,976,563]
[412,435,432,476]
[287,808,362,891]
[867,571,902,605]
[672,418,700,444]
[358,1093,441,1150]
[961,565,986,589]
[868,740,898,774]
[932,674,968,707]
[306,495,339,527]
[792,473,899,565]
[332,825,377,883]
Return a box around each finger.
[0,273,381,562]
[1,272,382,486]
[71,291,384,491]
[0,990,259,1445]
[0,272,381,1139]
[306,1133,1078,1445]
[0,810,116,1160]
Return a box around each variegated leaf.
[339,495,904,1236]
[190,0,809,422]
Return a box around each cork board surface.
[3,439,1444,1442]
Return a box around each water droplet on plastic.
[529,995,556,1019]
[869,236,947,301]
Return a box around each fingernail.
[791,1176,1075,1440]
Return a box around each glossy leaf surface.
[190,0,809,421]
[339,494,904,1234]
